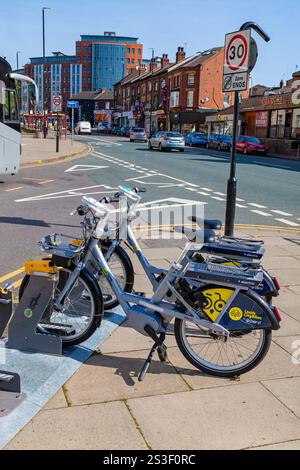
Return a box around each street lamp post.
[42,7,51,139]
[149,48,154,137]
[16,51,21,71]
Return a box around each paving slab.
[127,383,300,450]
[167,340,300,391]
[264,256,300,269]
[274,288,300,321]
[250,440,300,450]
[273,335,300,365]
[5,401,147,450]
[273,311,300,337]
[43,388,68,410]
[65,349,188,406]
[269,268,300,287]
[262,377,300,419]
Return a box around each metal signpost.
[67,101,79,145]
[52,95,62,153]
[224,23,270,237]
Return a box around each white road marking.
[212,196,226,201]
[249,203,267,209]
[236,204,247,208]
[275,219,300,227]
[94,138,122,146]
[65,164,109,173]
[201,188,213,192]
[15,185,115,202]
[214,192,226,196]
[198,192,210,196]
[236,198,245,202]
[250,210,272,217]
[271,210,293,217]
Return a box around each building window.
[148,82,152,92]
[138,59,141,65]
[132,48,135,54]
[127,58,130,64]
[170,91,180,108]
[296,114,300,128]
[131,59,135,64]
[187,73,195,85]
[187,90,194,108]
[138,49,141,55]
[128,48,130,54]
[155,81,158,91]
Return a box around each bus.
[0,56,38,175]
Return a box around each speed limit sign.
[223,29,251,92]
[52,95,62,113]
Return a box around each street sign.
[223,72,248,92]
[67,100,79,109]
[223,29,251,92]
[52,95,62,113]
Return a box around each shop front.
[239,93,300,156]
[170,110,216,136]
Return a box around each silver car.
[148,131,185,152]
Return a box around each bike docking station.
[0,260,125,449]
[0,288,23,418]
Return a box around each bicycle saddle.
[174,227,216,244]
[189,216,222,231]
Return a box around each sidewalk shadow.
[87,351,216,387]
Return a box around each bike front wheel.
[174,318,272,377]
[19,267,103,347]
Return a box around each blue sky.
[1,0,299,86]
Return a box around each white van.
[75,121,91,135]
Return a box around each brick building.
[113,46,248,134]
[23,32,143,115]
[207,71,300,156]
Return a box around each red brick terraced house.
[113,46,249,135]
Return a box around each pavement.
[20,134,89,168]
[3,226,300,450]
[1,134,300,450]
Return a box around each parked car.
[112,125,121,135]
[237,136,268,155]
[120,126,130,137]
[185,132,208,147]
[129,127,148,142]
[148,131,185,152]
[207,134,232,151]
[75,121,91,135]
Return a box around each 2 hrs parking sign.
[223,29,251,92]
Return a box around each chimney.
[161,53,169,69]
[279,79,284,88]
[176,47,186,63]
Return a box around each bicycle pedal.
[157,343,168,363]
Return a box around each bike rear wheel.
[19,267,103,346]
[175,318,272,377]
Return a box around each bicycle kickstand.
[138,326,168,382]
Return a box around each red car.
[237,136,268,156]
